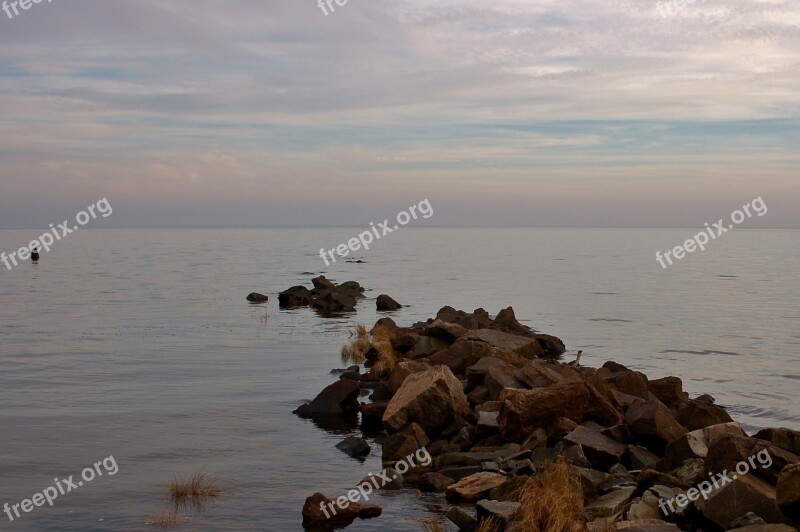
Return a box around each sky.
[0,0,798,228]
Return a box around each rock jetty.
[298,303,800,531]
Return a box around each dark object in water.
[31,246,40,262]
[246,292,269,303]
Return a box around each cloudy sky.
[0,0,798,228]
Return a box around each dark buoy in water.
[31,245,40,262]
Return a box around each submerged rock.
[245,292,269,303]
[376,294,402,311]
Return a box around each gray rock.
[335,436,370,458]
[446,506,477,531]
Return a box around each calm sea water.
[0,228,798,531]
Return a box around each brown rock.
[278,285,312,308]
[420,471,455,492]
[662,421,745,471]
[485,365,528,401]
[359,400,389,426]
[446,472,508,503]
[301,492,382,525]
[383,365,467,434]
[754,427,800,456]
[581,367,626,427]
[497,379,590,442]
[427,338,495,375]
[386,361,430,393]
[563,425,627,471]
[776,462,800,521]
[604,370,649,398]
[696,474,786,528]
[293,379,360,417]
[704,433,800,485]
[675,397,733,431]
[376,294,402,311]
[390,332,420,353]
[461,329,543,359]
[514,360,564,388]
[625,398,687,453]
[466,358,512,391]
[422,319,468,342]
[647,376,686,408]
[383,422,430,461]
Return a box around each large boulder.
[603,370,649,398]
[386,361,429,393]
[461,329,543,359]
[776,463,800,521]
[514,360,564,389]
[704,433,800,485]
[383,365,467,434]
[675,397,733,431]
[466,358,513,391]
[647,376,686,408]
[754,428,800,456]
[294,379,360,417]
[311,290,357,313]
[484,366,527,401]
[382,422,430,461]
[497,379,590,442]
[662,422,746,471]
[278,285,312,308]
[625,398,687,454]
[696,474,786,528]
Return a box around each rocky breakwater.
[296,304,800,531]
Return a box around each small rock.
[376,294,402,311]
[335,436,370,458]
[245,292,269,303]
[301,492,382,525]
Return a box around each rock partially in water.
[245,292,269,303]
[376,294,402,311]
[293,379,360,418]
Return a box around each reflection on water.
[0,227,798,530]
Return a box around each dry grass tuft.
[341,324,396,371]
[516,458,587,532]
[476,516,504,532]
[150,508,180,528]
[169,472,220,509]
[341,324,371,364]
[420,519,444,532]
